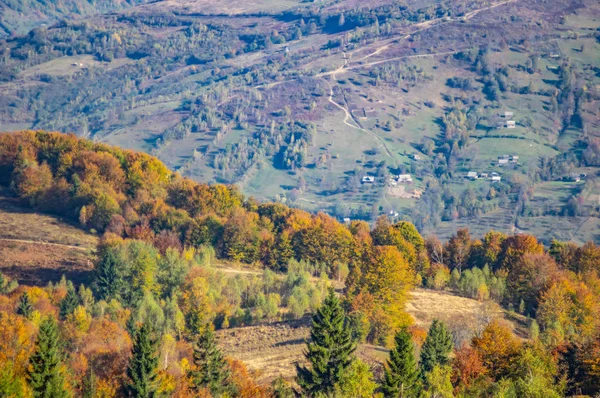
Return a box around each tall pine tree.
[82,367,96,398]
[189,326,232,396]
[420,319,453,376]
[94,249,123,301]
[59,284,79,319]
[382,327,420,398]
[296,288,356,396]
[17,291,34,319]
[126,323,159,397]
[27,316,70,398]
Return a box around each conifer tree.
[420,319,453,377]
[59,285,79,319]
[382,327,420,397]
[189,326,232,396]
[27,316,70,398]
[126,323,159,397]
[82,367,96,398]
[17,291,34,319]
[94,249,122,301]
[296,288,356,396]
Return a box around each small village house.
[362,176,375,184]
[397,174,413,183]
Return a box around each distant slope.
[0,0,149,38]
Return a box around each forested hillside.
[0,0,598,242]
[0,131,599,397]
[0,0,148,38]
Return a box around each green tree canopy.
[126,323,159,397]
[296,288,356,396]
[420,319,453,377]
[27,316,70,398]
[17,291,34,319]
[382,327,420,397]
[189,326,232,396]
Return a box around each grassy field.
[0,189,97,285]
[217,288,526,384]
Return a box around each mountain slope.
[0,0,149,38]
[0,0,598,242]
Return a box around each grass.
[470,137,557,164]
[217,287,526,384]
[0,188,97,285]
[20,55,132,78]
[406,288,527,337]
[532,181,578,202]
[517,215,600,244]
[0,190,97,248]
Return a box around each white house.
[498,158,509,165]
[491,176,502,182]
[397,174,413,183]
[505,120,516,129]
[362,176,375,183]
[467,171,478,180]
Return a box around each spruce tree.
[189,326,232,396]
[59,285,79,319]
[420,319,453,376]
[82,367,96,398]
[94,249,122,301]
[17,291,34,319]
[296,288,356,396]
[382,327,420,398]
[126,323,159,397]
[27,316,70,398]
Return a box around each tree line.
[0,131,599,396]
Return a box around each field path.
[317,0,518,78]
[327,85,397,164]
[0,238,91,251]
[214,266,261,275]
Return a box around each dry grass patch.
[0,240,94,286]
[0,190,96,286]
[406,288,527,340]
[0,191,97,249]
